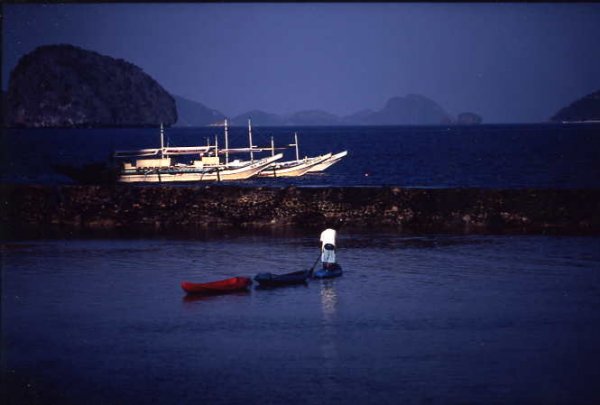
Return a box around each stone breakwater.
[1,185,599,236]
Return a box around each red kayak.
[181,276,252,295]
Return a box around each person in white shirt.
[320,228,337,270]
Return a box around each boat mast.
[160,123,165,159]
[214,135,221,181]
[248,118,254,163]
[271,136,275,157]
[224,119,229,165]
[294,132,299,161]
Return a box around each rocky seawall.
[1,185,599,237]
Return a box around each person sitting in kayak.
[320,228,337,270]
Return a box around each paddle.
[307,252,321,277]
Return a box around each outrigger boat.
[114,123,283,183]
[258,133,332,178]
[60,121,345,184]
[307,150,348,173]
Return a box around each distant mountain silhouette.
[342,109,375,125]
[3,43,483,128]
[6,44,177,127]
[456,112,482,125]
[231,110,285,126]
[355,94,452,125]
[231,109,340,126]
[286,110,340,126]
[173,95,225,127]
[221,95,458,126]
[551,90,600,122]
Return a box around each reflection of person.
[320,228,337,269]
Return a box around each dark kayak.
[181,276,252,294]
[254,270,310,287]
[312,263,343,279]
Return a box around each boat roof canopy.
[114,146,214,158]
[218,146,286,154]
[163,146,213,155]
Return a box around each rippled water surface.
[2,234,600,404]
[3,123,600,188]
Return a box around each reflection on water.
[181,290,251,304]
[320,281,338,322]
[319,281,340,390]
[2,234,600,404]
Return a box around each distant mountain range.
[173,95,225,127]
[175,93,482,127]
[5,43,598,128]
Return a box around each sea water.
[2,233,600,404]
[2,124,599,403]
[2,123,600,188]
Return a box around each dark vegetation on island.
[2,185,598,238]
[5,44,177,128]
[551,89,600,122]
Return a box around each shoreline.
[1,184,599,238]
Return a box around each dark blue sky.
[4,3,600,123]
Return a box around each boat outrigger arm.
[113,148,162,158]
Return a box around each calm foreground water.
[2,233,600,404]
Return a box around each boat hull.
[254,270,309,286]
[181,276,252,294]
[307,150,348,173]
[258,153,331,178]
[312,263,343,279]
